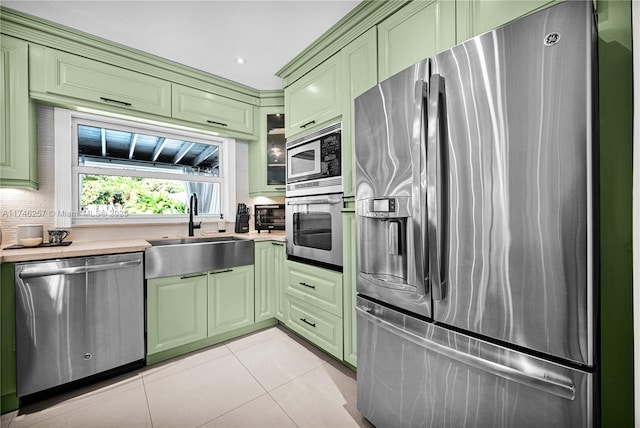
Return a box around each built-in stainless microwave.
[286,123,342,197]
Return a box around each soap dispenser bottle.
[218,214,226,232]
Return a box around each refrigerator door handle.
[356,306,576,401]
[409,78,428,296]
[427,73,447,301]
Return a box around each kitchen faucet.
[188,193,201,236]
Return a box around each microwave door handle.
[427,73,447,301]
[287,197,342,206]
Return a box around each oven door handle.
[287,197,342,206]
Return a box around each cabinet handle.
[100,97,132,107]
[300,281,316,289]
[207,120,228,127]
[300,120,316,129]
[271,242,284,247]
[275,187,286,191]
[210,269,233,275]
[180,272,207,279]
[300,318,316,328]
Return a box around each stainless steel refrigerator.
[354,2,598,427]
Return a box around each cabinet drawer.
[285,260,342,316]
[30,47,171,117]
[172,84,255,135]
[285,296,343,360]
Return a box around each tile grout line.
[194,343,277,428]
[227,337,335,428]
[139,373,156,428]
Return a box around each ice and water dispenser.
[356,195,421,292]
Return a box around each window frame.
[54,108,236,227]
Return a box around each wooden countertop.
[0,231,285,263]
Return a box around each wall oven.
[286,123,342,197]
[286,193,343,269]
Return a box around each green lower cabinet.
[285,260,342,316]
[283,260,343,359]
[1,264,19,413]
[208,266,255,336]
[146,272,208,356]
[342,212,357,367]
[285,295,343,360]
[273,242,287,321]
[254,241,286,322]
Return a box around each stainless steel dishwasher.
[14,252,144,397]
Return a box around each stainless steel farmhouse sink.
[145,236,254,279]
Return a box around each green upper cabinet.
[29,45,172,117]
[172,84,256,136]
[254,241,286,322]
[284,54,342,139]
[0,35,37,190]
[249,106,286,197]
[456,0,559,42]
[208,265,255,337]
[377,0,456,81]
[340,27,378,198]
[146,272,208,356]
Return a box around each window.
[55,109,236,225]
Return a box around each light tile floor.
[1,326,373,428]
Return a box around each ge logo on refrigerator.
[544,32,561,46]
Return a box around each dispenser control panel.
[372,198,396,213]
[357,196,410,218]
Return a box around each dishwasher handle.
[18,259,142,279]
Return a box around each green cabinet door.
[249,107,286,197]
[146,273,208,356]
[456,0,559,42]
[254,241,276,322]
[340,27,378,198]
[342,212,357,367]
[377,0,456,81]
[172,84,256,136]
[0,36,37,190]
[254,241,286,322]
[29,45,172,117]
[208,265,255,336]
[273,242,286,321]
[284,54,341,139]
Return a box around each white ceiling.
[2,0,362,90]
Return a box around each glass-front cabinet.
[249,106,286,197]
[266,113,285,186]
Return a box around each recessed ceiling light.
[234,56,246,65]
